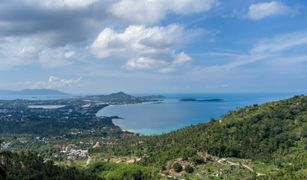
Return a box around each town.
[0,92,161,160]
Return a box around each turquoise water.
[97,93,301,135]
[1,93,304,135]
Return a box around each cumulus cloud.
[247,1,291,20]
[0,0,109,46]
[0,35,79,69]
[0,0,215,71]
[125,57,165,70]
[26,0,99,9]
[91,24,192,72]
[38,47,77,68]
[110,0,219,24]
[5,76,81,89]
[0,37,40,69]
[48,76,81,87]
[0,0,216,46]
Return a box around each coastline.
[111,115,183,135]
[111,118,121,127]
[96,93,299,136]
[111,118,131,133]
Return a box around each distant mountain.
[107,92,136,99]
[85,92,140,103]
[0,89,69,96]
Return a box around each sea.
[97,93,304,135]
[0,93,304,135]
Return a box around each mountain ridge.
[0,89,69,96]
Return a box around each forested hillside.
[141,95,306,161]
[93,95,307,179]
[0,151,99,180]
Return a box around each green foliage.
[191,155,205,165]
[88,162,155,180]
[0,140,6,180]
[100,95,307,178]
[184,165,194,173]
[133,95,306,163]
[0,166,6,180]
[173,163,182,173]
[0,151,100,180]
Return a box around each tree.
[173,163,182,173]
[0,140,6,179]
[184,165,194,173]
[191,155,205,164]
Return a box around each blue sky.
[0,0,306,94]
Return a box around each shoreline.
[111,116,180,136]
[97,93,298,136]
[111,118,131,133]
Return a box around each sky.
[0,0,306,94]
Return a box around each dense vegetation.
[0,151,100,180]
[0,150,155,180]
[85,162,155,180]
[93,95,307,178]
[143,95,306,161]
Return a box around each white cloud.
[64,51,76,58]
[0,0,212,71]
[109,0,219,24]
[196,31,307,74]
[251,31,307,54]
[247,1,290,20]
[0,35,80,69]
[125,57,166,70]
[173,52,192,65]
[5,76,81,89]
[48,76,81,87]
[25,0,98,9]
[38,47,77,68]
[0,37,39,69]
[91,24,192,72]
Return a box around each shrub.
[103,164,153,180]
[173,163,182,173]
[185,165,194,173]
[191,156,205,164]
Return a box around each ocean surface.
[1,93,303,135]
[97,93,302,135]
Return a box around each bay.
[97,93,301,135]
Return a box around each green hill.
[142,95,306,160]
[93,95,306,179]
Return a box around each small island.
[180,98,224,102]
